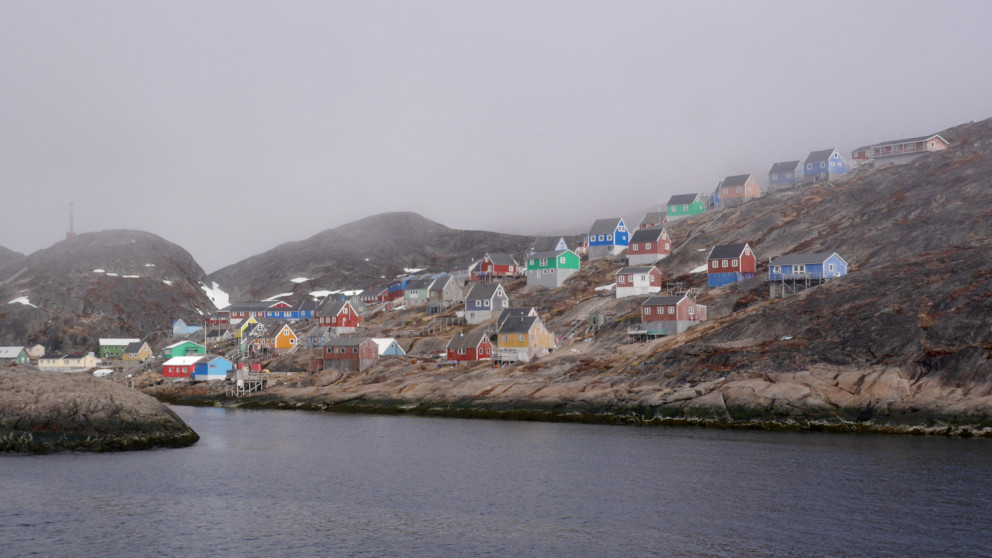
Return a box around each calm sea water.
[2,406,991,557]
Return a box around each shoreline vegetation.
[151,390,992,438]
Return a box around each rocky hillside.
[0,230,215,348]
[177,117,992,433]
[208,212,535,301]
[0,245,26,281]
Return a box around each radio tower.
[66,202,76,240]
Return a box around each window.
[589,235,594,242]
[683,205,688,211]
[772,174,777,180]
[640,275,646,281]
[828,263,835,272]
[559,256,566,264]
[820,162,825,168]
[736,187,741,194]
[665,243,670,250]
[331,316,336,324]
[732,259,738,267]
[772,266,780,273]
[339,347,346,353]
[722,260,728,268]
[723,189,729,195]
[645,243,652,250]
[502,334,508,342]
[711,261,718,269]
[618,275,625,283]
[644,307,651,314]
[930,142,935,148]
[807,163,812,170]
[530,259,535,266]
[540,258,547,266]
[668,306,674,314]
[483,300,490,307]
[353,347,358,353]
[619,225,625,232]
[688,306,695,315]
[458,348,466,355]
[518,334,525,342]
[606,234,613,241]
[598,235,605,241]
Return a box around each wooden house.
[99,338,140,359]
[627,228,671,266]
[359,286,389,305]
[192,356,233,382]
[717,174,760,206]
[249,323,298,354]
[161,340,206,358]
[403,277,434,307]
[852,134,948,167]
[586,218,630,260]
[121,341,153,362]
[768,160,802,190]
[293,299,321,320]
[525,249,580,288]
[428,274,464,314]
[172,319,202,336]
[476,253,522,280]
[495,314,554,363]
[802,148,850,183]
[228,301,289,323]
[162,356,202,379]
[638,211,665,230]
[464,282,509,324]
[769,252,848,298]
[206,312,230,326]
[615,266,663,299]
[37,352,99,371]
[446,330,494,362]
[639,294,707,336]
[666,193,707,221]
[0,346,30,364]
[707,243,757,287]
[320,337,379,373]
[318,299,363,333]
[371,338,406,357]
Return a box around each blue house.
[769,252,848,281]
[372,338,406,356]
[802,148,850,183]
[265,306,300,320]
[173,319,202,337]
[587,217,630,260]
[192,356,233,382]
[768,160,802,190]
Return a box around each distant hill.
[208,212,536,301]
[0,246,26,282]
[0,230,214,347]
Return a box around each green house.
[0,346,30,364]
[161,340,206,358]
[99,338,140,359]
[526,249,581,288]
[666,193,707,220]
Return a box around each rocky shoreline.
[0,364,199,454]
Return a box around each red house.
[627,228,672,266]
[318,299,363,333]
[707,243,757,287]
[359,286,388,305]
[206,312,230,326]
[320,338,379,373]
[162,356,202,378]
[474,253,520,281]
[228,301,290,321]
[445,330,493,361]
[640,294,707,336]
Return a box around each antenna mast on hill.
[66,202,76,240]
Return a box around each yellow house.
[37,352,99,371]
[122,341,153,362]
[235,316,259,339]
[249,323,298,354]
[495,314,555,363]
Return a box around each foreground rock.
[0,364,199,453]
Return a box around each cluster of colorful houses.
[9,132,937,378]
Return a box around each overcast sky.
[2,1,990,272]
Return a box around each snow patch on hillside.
[8,296,36,308]
[201,282,230,309]
[595,283,616,292]
[291,277,310,283]
[690,265,708,273]
[93,269,105,273]
[404,267,426,273]
[264,293,293,301]
[163,280,173,286]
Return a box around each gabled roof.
[370,338,405,355]
[707,243,750,260]
[770,252,846,266]
[530,237,567,253]
[720,174,752,188]
[323,337,373,348]
[227,302,279,312]
[429,275,454,292]
[498,315,539,335]
[667,193,701,206]
[589,218,624,235]
[99,338,140,346]
[629,228,667,243]
[804,149,838,164]
[319,299,351,316]
[769,161,800,174]
[643,294,688,307]
[639,212,665,227]
[484,253,519,266]
[497,307,537,324]
[0,346,26,358]
[123,341,148,353]
[465,282,505,301]
[446,330,490,351]
[294,299,321,312]
[616,266,658,275]
[405,278,434,290]
[163,340,205,350]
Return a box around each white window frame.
[732,259,738,267]
[668,306,674,314]
[722,260,728,268]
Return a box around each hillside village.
[3,123,989,431]
[1,135,946,383]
